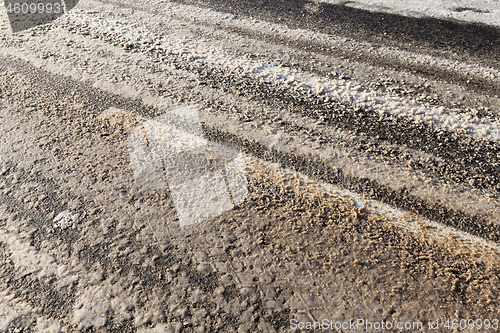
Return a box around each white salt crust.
[0,206,68,331]
[0,204,153,330]
[34,317,67,333]
[0,289,33,331]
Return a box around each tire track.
[1,0,500,331]
[0,9,499,239]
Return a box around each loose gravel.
[0,0,499,332]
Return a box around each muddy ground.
[1,0,500,332]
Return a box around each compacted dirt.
[1,0,500,332]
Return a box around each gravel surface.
[0,0,500,332]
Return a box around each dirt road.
[1,0,500,332]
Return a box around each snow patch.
[0,290,32,330]
[34,316,67,333]
[53,210,80,229]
